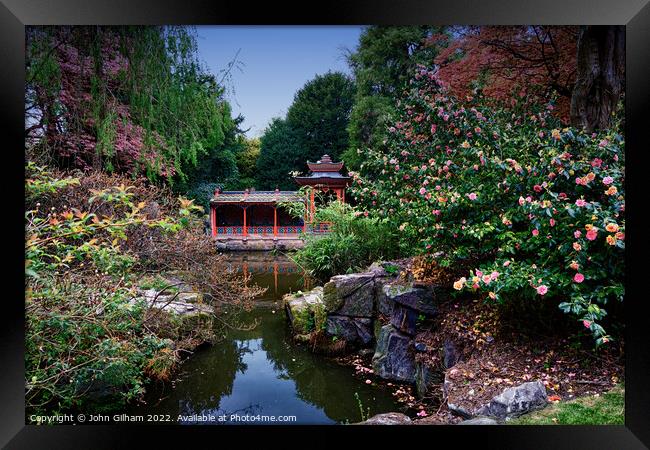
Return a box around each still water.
[133,253,403,424]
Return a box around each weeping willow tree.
[25,26,242,186]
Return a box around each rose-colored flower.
[503,261,511,267]
[467,192,477,201]
[575,199,587,207]
[573,242,582,251]
[570,261,579,270]
[482,275,492,284]
[574,230,582,238]
[550,218,556,227]
[419,187,427,195]
[532,229,539,236]
[602,176,614,185]
[573,273,585,283]
[586,229,598,241]
[583,320,591,328]
[490,271,500,280]
[534,184,542,193]
[536,285,548,296]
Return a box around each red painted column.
[243,207,247,236]
[273,207,278,236]
[211,205,217,237]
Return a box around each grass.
[508,384,624,425]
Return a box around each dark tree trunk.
[570,25,625,132]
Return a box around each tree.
[343,26,443,169]
[256,118,302,190]
[25,26,241,184]
[431,26,624,131]
[231,137,260,189]
[286,71,355,164]
[570,26,625,132]
[256,72,354,189]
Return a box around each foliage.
[352,67,624,344]
[25,26,242,185]
[256,118,303,190]
[285,194,401,281]
[343,26,444,170]
[230,137,260,189]
[286,71,355,163]
[25,164,260,415]
[507,384,624,425]
[430,26,579,122]
[256,72,354,189]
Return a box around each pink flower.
[575,199,587,207]
[536,285,548,296]
[586,229,598,241]
[602,176,614,185]
[533,185,542,193]
[490,271,500,280]
[419,187,427,195]
[432,209,441,216]
[574,230,582,238]
[417,410,428,417]
[532,229,539,236]
[467,193,477,201]
[574,273,585,283]
[482,275,492,284]
[476,269,483,277]
[503,261,511,267]
[583,320,591,328]
[550,218,556,227]
[430,124,437,134]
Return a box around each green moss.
[508,384,625,425]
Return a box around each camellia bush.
[352,66,624,344]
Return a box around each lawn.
[508,384,625,425]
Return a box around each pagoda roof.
[306,154,344,172]
[210,191,303,204]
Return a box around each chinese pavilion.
[209,154,351,250]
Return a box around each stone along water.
[132,253,403,424]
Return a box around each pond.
[132,252,404,424]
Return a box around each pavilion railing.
[215,225,304,236]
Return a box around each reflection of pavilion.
[223,253,312,294]
[209,155,351,251]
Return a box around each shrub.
[352,67,624,344]
[284,194,401,281]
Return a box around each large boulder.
[381,283,436,316]
[325,315,373,347]
[357,412,412,425]
[375,278,396,317]
[475,381,548,419]
[415,359,439,399]
[390,304,418,336]
[372,324,416,383]
[323,273,375,317]
[283,287,324,334]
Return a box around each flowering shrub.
[352,67,624,344]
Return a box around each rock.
[414,342,427,352]
[283,287,324,334]
[447,403,474,419]
[374,278,395,317]
[475,381,548,419]
[458,417,498,425]
[358,348,375,357]
[177,292,201,304]
[381,283,436,316]
[372,324,416,383]
[443,339,461,368]
[357,412,412,425]
[415,360,438,398]
[323,273,375,317]
[326,315,373,346]
[390,304,418,336]
[367,262,388,277]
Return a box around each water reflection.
[134,252,403,424]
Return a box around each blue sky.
[195,26,364,137]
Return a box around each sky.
[195,26,364,138]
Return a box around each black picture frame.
[2,1,648,448]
